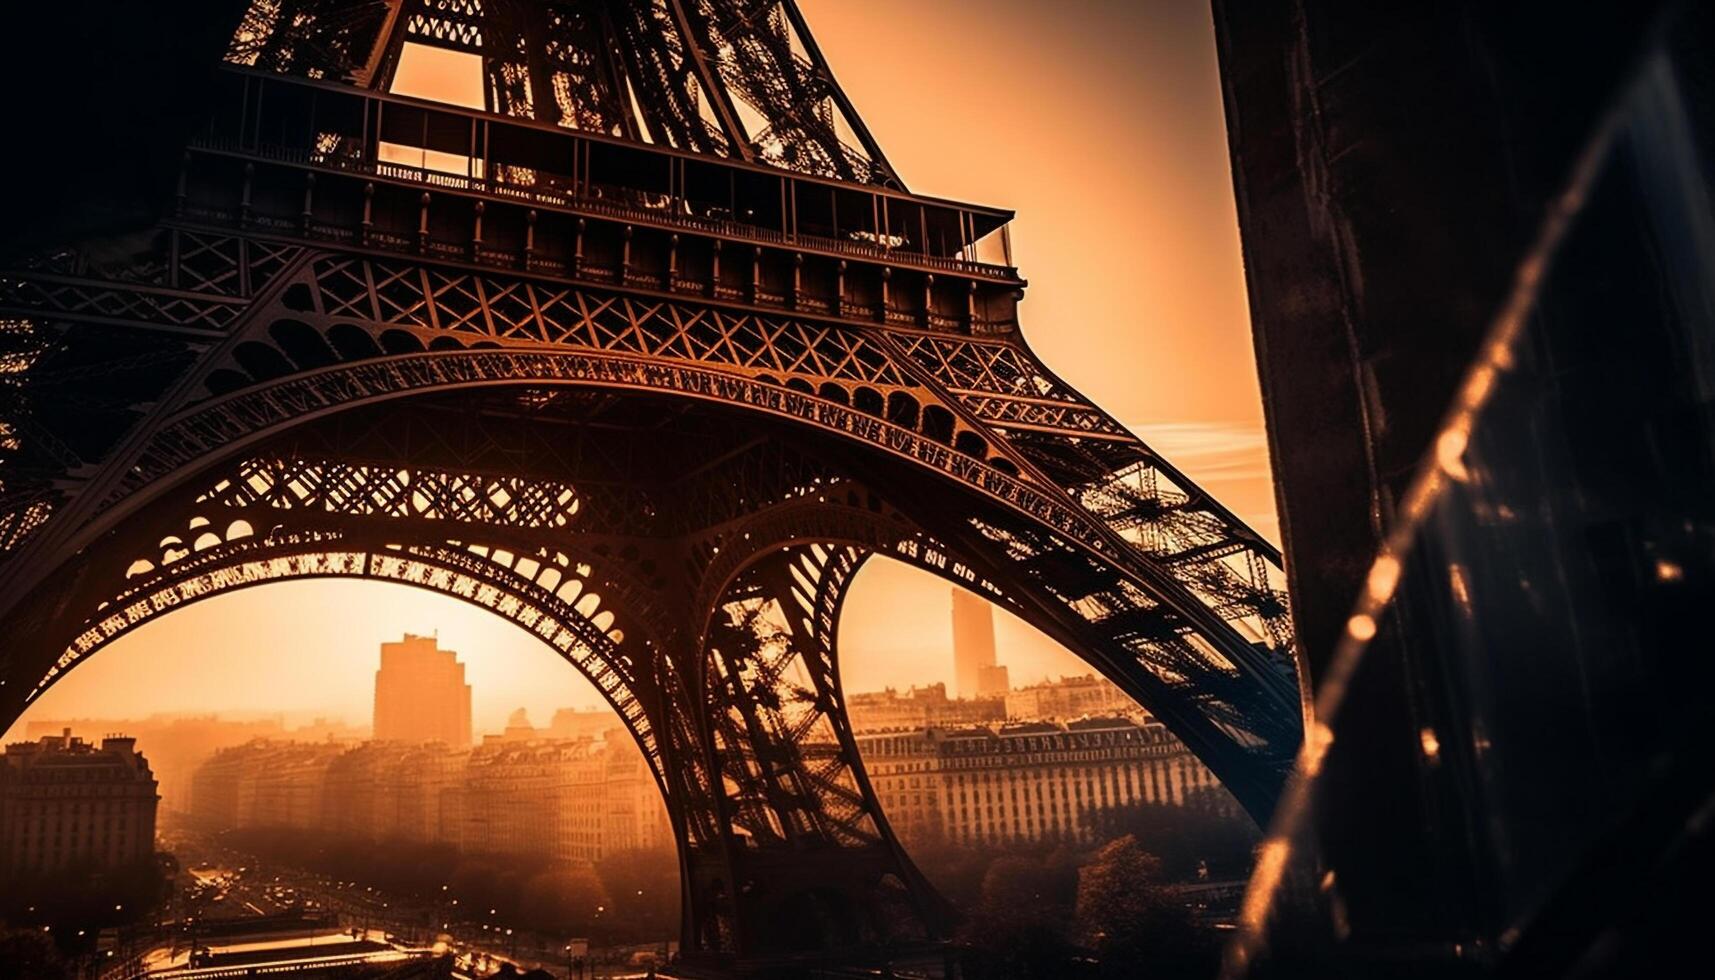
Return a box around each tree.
[956,852,1088,979]
[449,859,503,914]
[1091,788,1261,880]
[979,854,1080,918]
[518,866,609,935]
[906,841,991,909]
[595,847,679,942]
[1075,836,1214,979]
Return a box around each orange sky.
[4,1,1273,740]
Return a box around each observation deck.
[179,65,1025,336]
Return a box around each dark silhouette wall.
[1214,0,1715,974]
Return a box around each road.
[164,829,673,978]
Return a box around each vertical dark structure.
[0,1,1303,971]
[951,586,1002,699]
[1215,0,1715,974]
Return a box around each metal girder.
[0,237,1302,813]
[24,524,661,767]
[226,0,394,81]
[692,541,948,954]
[220,0,897,185]
[2,2,1307,968]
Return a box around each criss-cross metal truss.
[225,0,897,186]
[0,0,1301,967]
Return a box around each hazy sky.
[4,1,1271,740]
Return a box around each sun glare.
[388,42,485,110]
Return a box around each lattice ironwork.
[222,0,896,185]
[706,548,877,848]
[697,540,945,949]
[0,2,1305,967]
[202,454,585,529]
[0,288,1298,812]
[226,0,394,81]
[0,232,304,335]
[0,274,246,332]
[538,2,632,134]
[299,254,921,385]
[36,517,661,776]
[684,0,896,184]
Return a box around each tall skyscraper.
[951,589,1008,699]
[373,634,472,747]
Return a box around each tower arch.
[0,2,1304,969]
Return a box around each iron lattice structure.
[0,0,1302,965]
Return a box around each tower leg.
[677,543,952,967]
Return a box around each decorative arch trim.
[28,530,670,794]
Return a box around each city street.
[159,828,671,978]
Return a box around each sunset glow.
[4,0,1272,742]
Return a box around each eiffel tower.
[0,0,1301,967]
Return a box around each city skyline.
[5,597,1121,742]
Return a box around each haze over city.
[0,0,1694,976]
[5,580,1121,737]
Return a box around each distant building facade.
[846,682,1006,733]
[24,715,289,813]
[188,740,266,831]
[390,743,465,843]
[557,740,610,864]
[495,707,538,744]
[189,721,670,866]
[0,730,159,880]
[247,742,344,831]
[598,729,673,854]
[321,741,416,841]
[858,718,1233,847]
[548,707,619,742]
[951,589,1008,699]
[462,738,591,860]
[373,634,472,747]
[1004,673,1141,723]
